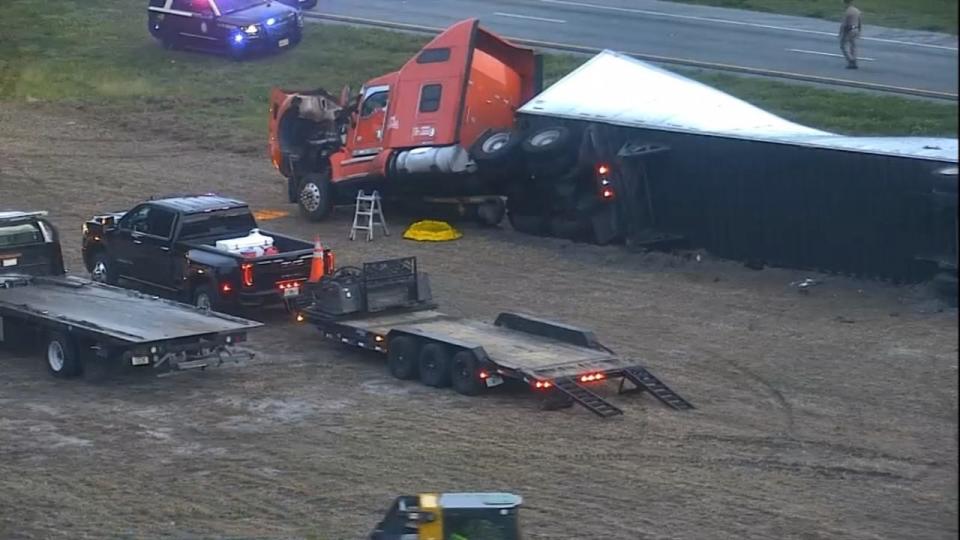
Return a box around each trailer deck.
[300,257,693,418]
[0,274,259,344]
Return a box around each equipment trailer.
[298,257,693,418]
[0,211,261,378]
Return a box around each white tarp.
[519,50,957,163]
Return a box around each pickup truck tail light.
[324,250,336,274]
[241,262,254,287]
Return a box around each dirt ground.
[0,103,957,540]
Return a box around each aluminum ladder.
[349,190,389,241]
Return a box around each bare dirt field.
[1,103,957,540]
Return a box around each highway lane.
[308,0,958,98]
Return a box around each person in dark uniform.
[839,0,863,69]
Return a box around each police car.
[148,0,304,59]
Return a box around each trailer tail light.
[241,262,254,287]
[596,164,615,200]
[221,282,233,294]
[296,313,305,322]
[534,380,552,389]
[579,372,606,383]
[479,371,489,379]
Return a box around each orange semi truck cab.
[268,19,542,221]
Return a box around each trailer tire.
[45,332,81,378]
[476,198,506,227]
[522,126,571,156]
[298,171,334,222]
[418,343,452,388]
[451,351,483,396]
[507,212,548,236]
[90,251,119,286]
[471,129,521,162]
[387,336,419,380]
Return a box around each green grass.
[662,0,958,34]
[1,0,955,156]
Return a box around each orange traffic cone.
[309,235,325,282]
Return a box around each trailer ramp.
[621,365,695,411]
[553,376,623,418]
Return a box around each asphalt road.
[307,0,958,98]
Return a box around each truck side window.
[145,208,176,239]
[361,91,389,118]
[417,47,451,64]
[419,84,442,113]
[118,206,151,234]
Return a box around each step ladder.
[620,365,694,410]
[553,377,623,418]
[349,190,390,241]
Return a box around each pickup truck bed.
[0,274,258,344]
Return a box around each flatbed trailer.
[0,211,261,378]
[299,257,692,418]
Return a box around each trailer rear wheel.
[476,198,506,227]
[418,343,452,388]
[387,336,419,380]
[46,332,81,378]
[451,351,483,396]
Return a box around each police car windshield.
[215,0,266,14]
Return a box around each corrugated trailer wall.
[543,119,955,282]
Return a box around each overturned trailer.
[516,51,958,288]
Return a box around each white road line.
[540,0,959,51]
[494,12,566,24]
[788,48,875,61]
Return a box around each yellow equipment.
[368,492,522,540]
[402,220,463,242]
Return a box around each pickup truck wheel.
[193,284,219,311]
[90,252,118,285]
[418,343,452,388]
[298,172,333,222]
[451,351,483,396]
[387,336,419,380]
[46,332,81,378]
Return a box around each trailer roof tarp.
[519,50,957,164]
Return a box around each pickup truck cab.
[81,195,332,311]
[148,0,303,59]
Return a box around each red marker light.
[601,188,615,200]
[479,371,489,379]
[597,164,610,175]
[221,282,233,293]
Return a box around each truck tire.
[298,172,334,222]
[90,251,119,286]
[192,284,220,311]
[475,198,506,227]
[418,343,452,388]
[471,129,521,162]
[522,126,571,156]
[507,212,548,236]
[45,332,81,378]
[387,336,419,380]
[451,350,483,396]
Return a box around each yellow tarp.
[403,220,462,242]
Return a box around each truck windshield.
[215,0,265,14]
[179,209,257,240]
[0,222,44,248]
[444,509,520,540]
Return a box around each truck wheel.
[451,351,483,396]
[192,284,219,311]
[507,212,548,236]
[476,198,506,227]
[418,343,452,388]
[298,172,334,222]
[471,129,521,162]
[45,332,81,378]
[90,252,118,285]
[387,336,419,380]
[522,126,570,156]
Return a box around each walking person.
[839,0,863,69]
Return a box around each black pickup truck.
[81,195,331,311]
[1,210,260,378]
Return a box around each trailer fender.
[493,313,607,351]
